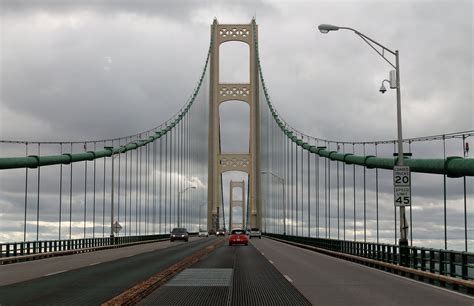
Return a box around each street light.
[178,186,196,227]
[261,171,286,235]
[105,147,121,241]
[318,24,408,248]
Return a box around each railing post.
[439,250,445,275]
[449,251,456,277]
[420,248,426,271]
[461,252,468,280]
[429,249,435,273]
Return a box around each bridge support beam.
[208,19,261,232]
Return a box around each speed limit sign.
[393,166,411,206]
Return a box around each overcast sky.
[0,0,472,249]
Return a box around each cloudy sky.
[0,0,472,249]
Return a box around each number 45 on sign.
[393,166,411,207]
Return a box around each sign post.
[393,166,411,207]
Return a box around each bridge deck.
[139,239,310,305]
[251,237,473,306]
[0,237,215,304]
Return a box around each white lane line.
[284,275,293,283]
[268,260,274,264]
[45,270,67,277]
[261,252,264,255]
[89,262,101,266]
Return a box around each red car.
[229,229,249,246]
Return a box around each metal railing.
[264,233,474,282]
[0,233,197,259]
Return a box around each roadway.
[140,238,310,305]
[251,237,474,306]
[0,237,215,304]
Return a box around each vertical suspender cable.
[60,143,63,240]
[170,128,173,229]
[409,140,412,246]
[166,131,169,232]
[93,142,97,238]
[316,149,319,237]
[443,134,447,249]
[153,134,157,234]
[138,145,142,234]
[135,143,139,235]
[375,143,379,243]
[129,142,133,236]
[363,143,366,242]
[353,144,356,241]
[36,143,41,241]
[24,143,29,242]
[291,136,294,235]
[343,143,346,240]
[296,137,299,236]
[70,143,73,239]
[325,143,328,238]
[103,142,106,237]
[307,149,310,237]
[462,135,468,252]
[328,142,331,239]
[301,137,304,236]
[84,143,87,238]
[146,139,150,234]
[286,131,289,235]
[124,142,128,236]
[159,135,163,234]
[337,143,340,240]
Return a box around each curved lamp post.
[318,24,408,248]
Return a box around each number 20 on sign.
[393,166,411,207]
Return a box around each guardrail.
[264,233,474,287]
[0,233,198,262]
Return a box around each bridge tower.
[208,19,261,232]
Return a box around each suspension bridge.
[0,19,473,305]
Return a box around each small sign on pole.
[112,221,122,234]
[393,165,411,207]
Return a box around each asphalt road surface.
[0,237,216,305]
[251,237,474,306]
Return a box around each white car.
[249,227,261,239]
[198,231,209,237]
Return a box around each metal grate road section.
[164,268,233,287]
[140,243,310,305]
[231,245,310,306]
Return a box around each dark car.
[170,228,189,242]
[216,228,226,236]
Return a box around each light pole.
[105,147,121,241]
[261,171,286,235]
[318,24,408,247]
[178,186,196,227]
